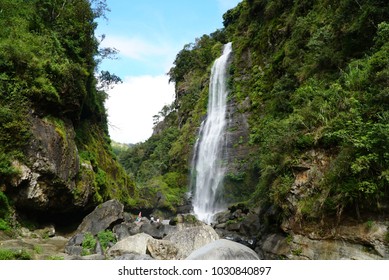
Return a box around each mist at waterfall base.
[191,43,233,224]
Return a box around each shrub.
[0,249,32,260]
[81,232,97,256]
[97,230,116,251]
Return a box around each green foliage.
[121,0,389,223]
[0,219,11,231]
[0,154,18,185]
[81,232,97,256]
[0,249,32,260]
[46,255,65,260]
[97,230,116,251]
[76,120,136,207]
[0,191,10,220]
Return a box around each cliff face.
[0,0,135,222]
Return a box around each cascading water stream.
[191,42,232,224]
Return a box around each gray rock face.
[9,115,94,214]
[163,224,219,259]
[261,233,386,260]
[76,199,124,235]
[186,239,260,260]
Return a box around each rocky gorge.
[1,0,389,261]
[1,199,388,260]
[0,200,259,260]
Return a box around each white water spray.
[192,42,232,224]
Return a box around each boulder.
[140,222,166,239]
[186,239,260,260]
[112,224,131,241]
[216,228,257,249]
[76,199,124,235]
[147,238,179,260]
[239,213,261,236]
[65,233,85,256]
[163,224,219,259]
[107,233,152,257]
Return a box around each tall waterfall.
[192,42,232,224]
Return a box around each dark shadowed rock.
[140,222,166,239]
[65,233,85,256]
[113,223,131,241]
[186,239,260,260]
[76,199,124,235]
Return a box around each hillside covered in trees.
[0,0,136,229]
[119,0,389,230]
[0,0,388,260]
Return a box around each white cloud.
[105,75,175,144]
[100,35,170,61]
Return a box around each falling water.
[192,42,232,224]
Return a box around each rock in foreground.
[186,239,260,260]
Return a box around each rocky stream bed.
[1,199,388,260]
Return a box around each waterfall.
[191,42,232,224]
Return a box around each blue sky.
[96,0,242,144]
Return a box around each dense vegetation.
[0,0,135,226]
[1,0,387,230]
[225,0,389,223]
[119,0,388,224]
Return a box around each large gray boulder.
[76,199,124,235]
[163,224,219,259]
[107,233,152,257]
[186,239,260,260]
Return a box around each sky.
[96,0,242,144]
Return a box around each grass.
[0,249,32,260]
